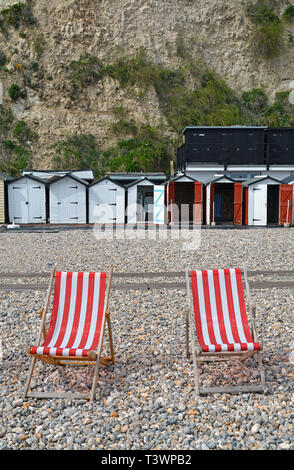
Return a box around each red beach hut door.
[279,184,293,224]
[194,182,203,224]
[234,182,243,225]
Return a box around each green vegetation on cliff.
[246,0,294,59]
[0,107,36,176]
[3,45,294,177]
[0,1,35,33]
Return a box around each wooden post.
[194,182,203,225]
[280,184,293,227]
[209,183,215,225]
[170,160,174,177]
[211,201,216,226]
[284,199,290,228]
[168,181,175,224]
[234,182,243,225]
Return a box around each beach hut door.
[252,185,267,226]
[11,182,29,223]
[153,186,165,224]
[64,184,79,222]
[103,187,117,222]
[29,184,43,221]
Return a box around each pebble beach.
[0,227,293,450]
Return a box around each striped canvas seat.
[30,271,107,358]
[190,268,261,353]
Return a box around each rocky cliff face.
[1,0,294,170]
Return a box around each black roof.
[183,126,266,134]
[242,176,281,187]
[0,171,13,181]
[167,172,198,183]
[281,175,294,184]
[203,174,235,185]
[125,177,157,189]
[265,127,294,131]
[7,174,47,185]
[49,173,89,186]
[89,176,125,188]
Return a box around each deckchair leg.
[90,356,100,401]
[185,268,192,361]
[23,356,36,398]
[186,308,190,360]
[189,311,201,395]
[192,352,200,397]
[185,268,200,395]
[106,313,115,365]
[90,315,114,401]
[257,351,267,393]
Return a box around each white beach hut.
[7,175,47,224]
[88,176,125,224]
[49,173,88,224]
[126,177,165,224]
[242,176,282,226]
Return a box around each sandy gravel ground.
[0,227,293,450]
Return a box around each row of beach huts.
[0,168,294,226]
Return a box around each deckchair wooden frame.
[185,266,267,396]
[24,266,114,401]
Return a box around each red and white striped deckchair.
[185,266,266,395]
[24,266,114,401]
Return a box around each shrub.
[31,33,45,58]
[67,54,104,92]
[241,88,268,113]
[13,120,37,144]
[52,124,175,177]
[283,5,294,22]
[246,0,284,58]
[0,112,35,176]
[104,123,174,174]
[52,133,103,178]
[104,137,172,174]
[0,2,35,29]
[0,139,31,176]
[0,50,6,66]
[110,119,137,136]
[8,84,25,101]
[262,91,294,126]
[105,49,150,89]
[28,61,39,72]
[175,33,188,59]
[111,105,127,119]
[104,51,242,132]
[104,48,184,96]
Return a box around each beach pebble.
[0,228,293,450]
